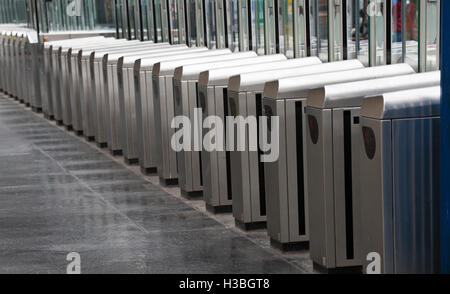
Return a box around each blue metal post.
[441,0,450,274]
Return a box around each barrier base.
[31,106,42,113]
[141,167,157,175]
[124,157,139,166]
[270,238,309,252]
[235,219,266,231]
[159,177,178,187]
[181,190,203,200]
[110,149,122,156]
[206,203,232,214]
[313,262,362,274]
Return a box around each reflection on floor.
[0,94,313,274]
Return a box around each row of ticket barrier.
[0,32,442,274]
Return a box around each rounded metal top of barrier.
[264,64,415,100]
[360,86,441,119]
[173,52,258,81]
[308,71,441,109]
[154,49,233,76]
[197,55,288,87]
[227,59,363,93]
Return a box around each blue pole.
[441,0,450,274]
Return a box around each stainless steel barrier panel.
[359,86,440,274]
[3,33,9,93]
[74,40,147,138]
[156,52,262,193]
[8,33,16,97]
[4,32,12,96]
[173,52,259,197]
[14,34,23,101]
[19,36,30,106]
[50,38,118,124]
[15,34,24,102]
[6,33,13,96]
[113,48,210,164]
[10,34,18,99]
[68,40,143,133]
[133,48,212,172]
[305,71,439,271]
[15,35,25,103]
[105,47,206,155]
[152,50,244,184]
[197,55,288,213]
[91,44,182,147]
[77,40,147,138]
[229,58,351,230]
[43,36,108,118]
[77,43,172,140]
[46,38,113,119]
[29,42,44,111]
[5,32,14,96]
[6,33,15,98]
[0,33,6,91]
[262,63,415,249]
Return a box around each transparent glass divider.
[419,0,440,72]
[215,0,226,48]
[177,0,187,45]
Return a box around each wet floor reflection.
[0,95,311,274]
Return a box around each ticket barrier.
[261,64,415,248]
[105,47,207,155]
[305,71,440,271]
[226,60,367,231]
[197,55,289,213]
[359,86,441,274]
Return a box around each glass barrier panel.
[281,0,295,58]
[240,0,251,51]
[216,0,226,48]
[331,0,343,61]
[141,0,150,40]
[317,0,328,61]
[266,0,276,54]
[405,0,419,71]
[226,0,240,51]
[177,0,187,44]
[294,0,307,58]
[154,0,164,42]
[255,0,265,54]
[205,0,217,48]
[425,0,439,71]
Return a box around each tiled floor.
[0,94,313,274]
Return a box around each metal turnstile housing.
[227,60,371,231]
[152,50,245,182]
[133,48,212,172]
[173,52,259,195]
[197,55,288,213]
[90,44,182,146]
[117,48,212,163]
[261,64,415,248]
[305,71,439,270]
[359,86,441,274]
[103,47,205,155]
